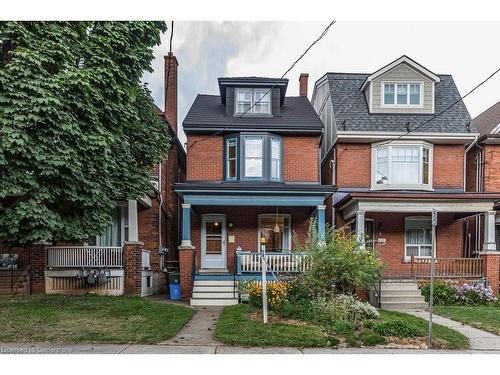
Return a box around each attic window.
[235,88,271,115]
[383,83,422,107]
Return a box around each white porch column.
[128,200,139,242]
[355,210,366,249]
[482,211,497,252]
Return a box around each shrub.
[373,320,419,338]
[247,280,289,311]
[281,300,313,321]
[332,320,354,335]
[294,221,383,296]
[359,330,386,346]
[454,283,497,305]
[420,281,456,305]
[309,294,380,326]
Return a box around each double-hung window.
[405,217,433,259]
[244,137,263,178]
[235,88,271,115]
[226,138,238,180]
[270,137,281,180]
[383,83,422,107]
[373,142,432,189]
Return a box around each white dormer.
[361,56,440,115]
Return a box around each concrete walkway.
[403,309,500,351]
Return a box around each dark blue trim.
[184,194,324,207]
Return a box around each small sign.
[432,209,438,226]
[228,235,235,243]
[377,238,386,244]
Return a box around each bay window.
[383,83,422,107]
[373,142,432,189]
[244,137,263,178]
[405,217,433,259]
[235,88,271,115]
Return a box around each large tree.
[0,21,170,246]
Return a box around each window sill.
[370,185,434,192]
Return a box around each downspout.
[158,161,166,272]
[463,134,478,192]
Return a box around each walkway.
[403,309,500,351]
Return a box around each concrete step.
[192,285,238,293]
[381,295,427,304]
[381,302,428,311]
[190,298,239,306]
[381,282,420,291]
[192,291,237,299]
[381,289,423,297]
[193,280,236,286]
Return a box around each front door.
[201,215,227,270]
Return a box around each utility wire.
[188,20,336,149]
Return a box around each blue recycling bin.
[168,272,181,300]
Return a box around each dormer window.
[382,83,422,107]
[235,88,271,115]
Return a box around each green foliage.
[420,281,456,305]
[332,320,354,335]
[359,330,386,346]
[0,21,170,246]
[309,294,380,326]
[373,320,420,338]
[295,221,383,295]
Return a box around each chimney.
[299,73,309,97]
[164,52,178,132]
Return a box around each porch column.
[128,200,139,242]
[181,203,192,247]
[317,205,326,242]
[482,211,497,252]
[481,211,500,296]
[356,210,366,249]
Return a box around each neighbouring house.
[174,75,334,305]
[0,53,186,297]
[464,100,500,265]
[311,55,500,306]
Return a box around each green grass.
[215,304,330,347]
[434,305,500,336]
[379,310,469,349]
[0,294,195,344]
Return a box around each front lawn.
[0,294,195,344]
[215,304,470,349]
[434,305,500,336]
[215,304,331,347]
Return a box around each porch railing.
[411,256,484,279]
[47,246,123,268]
[236,251,309,274]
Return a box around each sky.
[143,21,500,145]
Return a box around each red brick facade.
[123,242,143,296]
[483,144,500,192]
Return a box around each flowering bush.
[309,294,380,325]
[247,280,289,310]
[453,283,497,305]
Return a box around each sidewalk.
[403,309,500,351]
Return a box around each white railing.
[142,250,151,269]
[47,246,123,268]
[237,251,309,274]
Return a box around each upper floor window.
[224,134,282,181]
[235,88,271,115]
[383,83,422,107]
[372,142,432,190]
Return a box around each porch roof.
[174,182,335,207]
[334,191,500,220]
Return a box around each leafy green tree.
[0,21,169,246]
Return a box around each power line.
[188,20,336,149]
[379,65,500,147]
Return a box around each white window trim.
[234,88,272,116]
[225,137,238,180]
[243,136,264,179]
[404,216,434,261]
[370,141,433,191]
[381,81,424,109]
[257,214,291,252]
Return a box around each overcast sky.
[143,21,500,145]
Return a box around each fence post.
[410,255,414,278]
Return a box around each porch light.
[273,224,280,233]
[214,222,220,227]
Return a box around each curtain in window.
[98,206,121,246]
[391,146,419,184]
[259,216,290,252]
[244,137,263,177]
[405,218,432,257]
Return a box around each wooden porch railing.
[410,256,484,279]
[236,251,309,274]
[47,246,123,268]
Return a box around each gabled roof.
[182,94,323,135]
[360,55,441,91]
[473,101,500,136]
[218,77,288,105]
[322,72,473,134]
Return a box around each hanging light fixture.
[273,207,280,233]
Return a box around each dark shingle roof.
[183,95,324,134]
[325,73,474,133]
[473,101,500,136]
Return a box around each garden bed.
[0,294,195,344]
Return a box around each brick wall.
[466,146,481,192]
[433,144,464,189]
[482,144,500,192]
[186,135,320,183]
[123,242,143,296]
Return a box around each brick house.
[0,53,185,297]
[311,56,500,304]
[174,75,334,305]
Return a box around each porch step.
[379,280,427,311]
[190,276,239,306]
[190,298,239,306]
[192,291,238,299]
[192,285,238,293]
[380,302,428,311]
[192,280,236,286]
